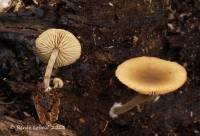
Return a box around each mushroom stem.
[43,49,59,90]
[110,94,157,118]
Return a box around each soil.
[0,0,200,136]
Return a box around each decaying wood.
[0,0,87,36]
[3,79,35,93]
[33,82,60,125]
[0,116,76,136]
[0,6,56,36]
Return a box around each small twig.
[0,100,15,105]
[92,27,97,46]
[0,97,7,101]
[101,120,109,133]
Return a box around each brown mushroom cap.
[115,56,187,95]
[35,29,81,68]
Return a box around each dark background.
[0,0,199,135]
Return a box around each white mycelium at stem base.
[35,29,81,91]
[109,56,187,118]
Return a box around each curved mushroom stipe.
[44,49,59,89]
[109,95,157,118]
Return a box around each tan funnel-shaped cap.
[115,56,187,95]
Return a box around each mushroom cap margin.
[115,56,187,95]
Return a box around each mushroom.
[109,56,187,118]
[35,29,81,91]
[53,77,64,89]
